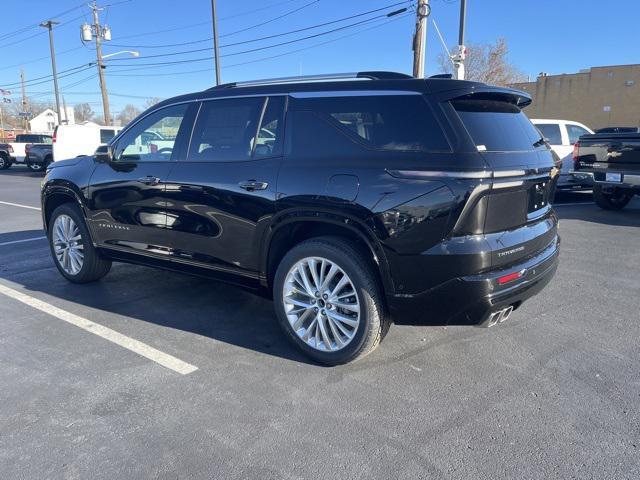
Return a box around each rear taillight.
[498,270,525,285]
[7,145,13,153]
[52,126,58,143]
[572,142,580,169]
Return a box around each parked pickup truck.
[0,133,53,169]
[25,143,53,172]
[573,132,640,210]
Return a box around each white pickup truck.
[0,133,53,169]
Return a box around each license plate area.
[605,172,622,182]
[528,180,550,213]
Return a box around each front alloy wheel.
[52,214,85,275]
[283,257,360,352]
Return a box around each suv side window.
[294,94,450,152]
[187,96,283,162]
[114,104,188,162]
[566,124,590,144]
[534,123,562,145]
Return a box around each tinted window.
[296,94,449,152]
[535,123,562,145]
[566,124,591,144]
[100,129,116,144]
[452,99,542,152]
[115,104,188,162]
[188,97,265,161]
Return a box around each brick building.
[511,64,640,130]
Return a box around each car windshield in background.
[452,98,543,152]
[535,123,562,145]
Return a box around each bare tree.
[143,97,162,110]
[116,104,141,126]
[74,103,95,123]
[437,37,527,86]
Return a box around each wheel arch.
[42,186,86,234]
[261,212,394,296]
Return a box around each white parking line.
[0,283,198,375]
[0,200,41,211]
[0,236,47,246]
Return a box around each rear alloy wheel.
[593,185,633,210]
[274,237,389,365]
[27,162,44,172]
[48,203,111,283]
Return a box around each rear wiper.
[532,137,546,148]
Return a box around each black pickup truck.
[573,132,640,210]
[25,143,53,172]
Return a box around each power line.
[106,12,411,77]
[0,9,87,49]
[107,0,320,49]
[105,4,409,64]
[0,2,84,42]
[114,0,311,41]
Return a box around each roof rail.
[429,73,453,79]
[211,71,413,89]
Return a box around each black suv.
[41,71,560,365]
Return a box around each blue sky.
[0,0,637,116]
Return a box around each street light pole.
[453,0,467,80]
[210,0,221,85]
[40,20,65,125]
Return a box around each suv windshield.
[452,98,543,152]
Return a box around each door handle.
[137,176,161,185]
[238,180,268,191]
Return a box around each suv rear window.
[297,94,450,152]
[452,98,543,152]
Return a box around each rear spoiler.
[428,83,532,108]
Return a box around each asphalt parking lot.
[1,166,639,479]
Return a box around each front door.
[87,103,194,256]
[163,96,286,280]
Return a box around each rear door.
[163,95,285,281]
[87,103,194,256]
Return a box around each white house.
[28,107,75,134]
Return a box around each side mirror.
[95,144,114,163]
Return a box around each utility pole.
[86,2,111,125]
[40,20,64,126]
[20,68,28,132]
[210,0,221,85]
[453,0,467,80]
[412,0,430,78]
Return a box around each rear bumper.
[387,235,559,326]
[558,171,593,189]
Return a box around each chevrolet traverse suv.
[41,72,560,365]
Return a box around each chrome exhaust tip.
[487,310,504,327]
[499,306,514,323]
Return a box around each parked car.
[52,123,121,161]
[594,126,639,134]
[0,133,52,169]
[25,143,53,172]
[531,119,593,189]
[573,131,640,210]
[41,71,560,365]
[0,143,13,169]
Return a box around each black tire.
[593,185,633,210]
[48,203,112,283]
[0,154,10,169]
[273,236,390,365]
[27,161,44,172]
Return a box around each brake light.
[498,270,525,285]
[572,142,580,161]
[52,126,57,143]
[7,145,13,153]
